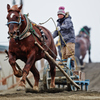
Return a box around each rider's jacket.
[52,14,75,46]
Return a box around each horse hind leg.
[80,54,85,65]
[88,50,92,63]
[30,64,40,91]
[79,59,83,65]
[48,60,56,88]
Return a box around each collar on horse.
[18,14,31,40]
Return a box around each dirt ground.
[0,63,100,100]
[1,90,100,100]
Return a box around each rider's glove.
[56,26,61,31]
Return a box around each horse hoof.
[33,86,39,91]
[15,70,22,77]
[50,83,55,88]
[16,81,26,91]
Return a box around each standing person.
[52,6,75,69]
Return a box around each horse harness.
[7,14,46,43]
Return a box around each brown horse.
[6,4,57,91]
[75,26,92,65]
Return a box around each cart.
[42,58,90,91]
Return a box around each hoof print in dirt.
[25,88,39,93]
[46,88,64,93]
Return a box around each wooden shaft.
[35,42,80,89]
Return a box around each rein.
[7,12,44,41]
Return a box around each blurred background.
[0,0,100,63]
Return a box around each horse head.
[83,26,91,34]
[6,4,24,39]
[79,26,91,38]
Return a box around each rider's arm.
[52,30,58,38]
[60,18,73,30]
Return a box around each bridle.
[7,13,22,26]
[6,12,24,39]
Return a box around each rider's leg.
[67,43,75,70]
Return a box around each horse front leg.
[9,54,22,77]
[18,52,36,90]
[30,64,40,91]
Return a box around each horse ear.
[7,4,10,12]
[18,5,23,11]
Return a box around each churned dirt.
[0,63,100,100]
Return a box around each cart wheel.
[71,84,75,91]
[75,56,81,67]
